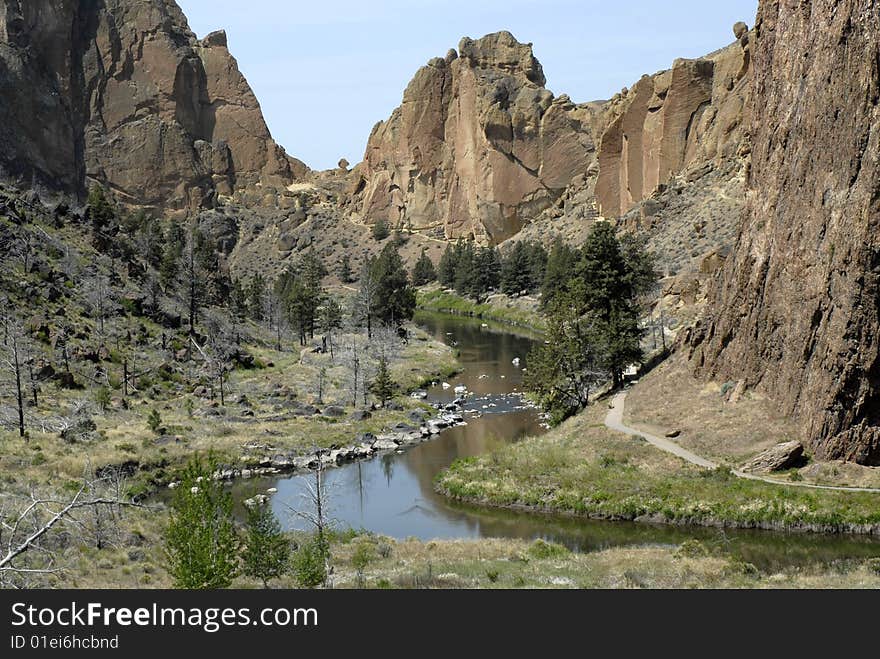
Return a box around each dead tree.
[0,319,26,438]
[0,473,144,587]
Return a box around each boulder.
[741,441,804,473]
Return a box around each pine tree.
[319,297,344,358]
[501,242,531,295]
[541,237,579,309]
[339,255,353,283]
[248,273,266,321]
[242,501,290,588]
[371,218,390,241]
[411,248,437,286]
[437,242,459,287]
[230,279,249,318]
[369,356,397,407]
[370,243,416,325]
[86,186,116,252]
[164,456,239,589]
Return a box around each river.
[251,312,880,571]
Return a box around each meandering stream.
[247,312,880,571]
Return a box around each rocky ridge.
[0,0,305,215]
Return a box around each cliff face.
[0,0,305,213]
[350,32,601,244]
[595,35,751,218]
[688,0,880,464]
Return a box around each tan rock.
[742,441,804,473]
[350,31,598,244]
[595,41,749,219]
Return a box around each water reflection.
[257,312,880,571]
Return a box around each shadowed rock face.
[595,37,751,218]
[689,0,880,464]
[351,31,600,245]
[0,0,305,213]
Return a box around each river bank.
[417,286,546,333]
[436,403,880,536]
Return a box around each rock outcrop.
[741,441,804,473]
[0,0,305,213]
[349,32,601,244]
[595,35,751,218]
[689,0,880,464]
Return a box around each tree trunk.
[12,336,25,439]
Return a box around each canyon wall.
[0,0,305,213]
[595,33,751,218]
[688,0,880,464]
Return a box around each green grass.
[436,407,880,533]
[416,288,546,332]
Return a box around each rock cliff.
[595,37,751,218]
[349,32,602,244]
[0,0,305,213]
[689,0,880,464]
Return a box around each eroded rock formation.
[595,36,751,218]
[350,32,601,244]
[689,0,880,464]
[0,0,305,213]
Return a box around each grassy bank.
[436,405,880,534]
[0,324,458,500]
[417,287,546,332]
[50,529,880,589]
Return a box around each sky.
[177,0,758,171]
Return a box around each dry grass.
[625,355,880,488]
[625,354,803,462]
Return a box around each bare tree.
[285,448,334,588]
[83,261,118,339]
[0,318,27,438]
[353,263,378,339]
[193,310,236,406]
[0,472,143,587]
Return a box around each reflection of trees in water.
[381,453,395,486]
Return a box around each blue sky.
[177,1,758,171]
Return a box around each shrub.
[371,218,390,241]
[164,456,239,589]
[292,534,328,589]
[527,539,569,560]
[146,409,162,434]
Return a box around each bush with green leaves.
[242,501,290,588]
[292,533,328,589]
[164,456,239,589]
[146,408,161,434]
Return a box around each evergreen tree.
[574,222,651,387]
[369,356,397,407]
[86,186,117,252]
[159,223,185,292]
[371,218,390,241]
[242,501,290,588]
[437,242,460,287]
[525,241,548,292]
[230,279,249,319]
[525,284,603,423]
[473,246,502,297]
[411,248,437,286]
[248,273,266,321]
[319,297,344,358]
[453,241,477,296]
[369,243,416,325]
[541,237,579,309]
[339,255,353,284]
[164,456,239,589]
[501,242,531,295]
